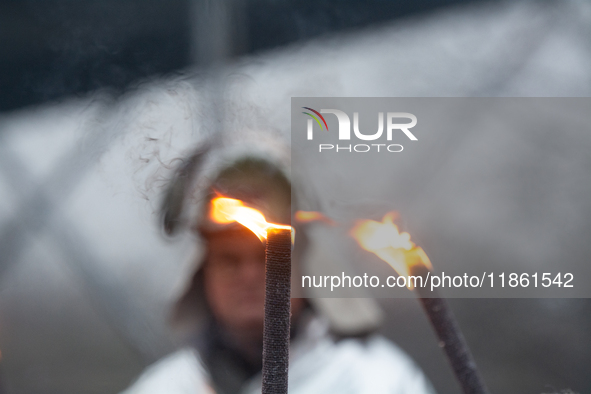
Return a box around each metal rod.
[262,228,292,394]
[410,264,490,394]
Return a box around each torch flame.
[210,197,292,242]
[294,210,336,225]
[350,212,432,281]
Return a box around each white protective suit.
[121,133,436,394]
[122,316,435,394]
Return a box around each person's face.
[202,229,266,333]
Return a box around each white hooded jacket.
[122,316,435,394]
[121,131,435,394]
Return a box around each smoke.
[87,65,291,231]
[87,77,198,208]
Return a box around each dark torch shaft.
[262,228,292,394]
[411,265,490,394]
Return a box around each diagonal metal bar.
[0,105,172,362]
[0,102,120,276]
[469,2,563,97]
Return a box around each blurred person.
[121,138,435,394]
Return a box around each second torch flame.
[352,212,491,394]
[350,212,432,287]
[210,197,293,242]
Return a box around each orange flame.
[210,197,292,242]
[350,212,432,281]
[294,210,336,225]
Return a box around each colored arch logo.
[302,107,329,131]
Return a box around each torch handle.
[412,266,490,394]
[262,229,292,394]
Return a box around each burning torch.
[210,197,293,394]
[351,213,490,394]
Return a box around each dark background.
[0,0,486,112]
